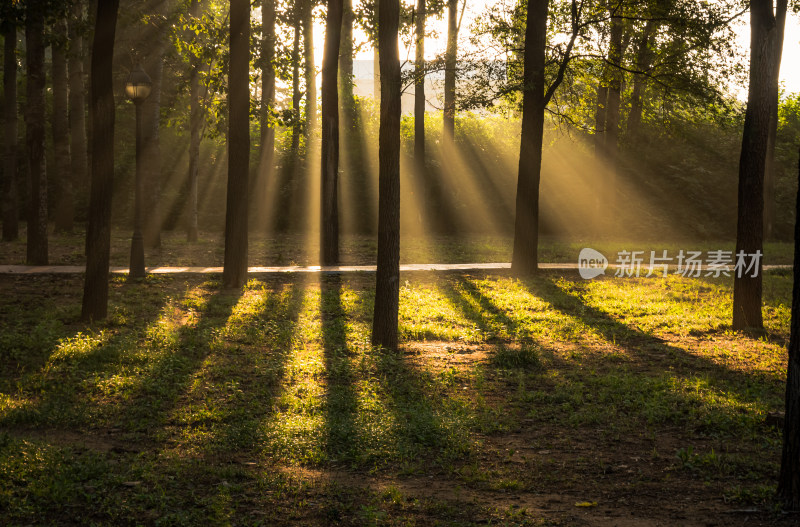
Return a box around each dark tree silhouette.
[510,0,547,275]
[779,146,800,509]
[25,1,48,265]
[2,11,19,242]
[53,19,73,233]
[414,0,425,180]
[511,0,578,275]
[222,0,250,289]
[257,0,276,236]
[320,0,343,265]
[187,0,202,242]
[303,0,317,136]
[68,0,88,223]
[442,0,457,141]
[81,0,119,321]
[371,0,401,350]
[733,0,787,330]
[291,7,301,156]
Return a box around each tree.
[257,0,276,238]
[414,0,425,179]
[222,0,250,289]
[187,0,202,242]
[732,0,787,330]
[291,5,302,156]
[371,0,401,350]
[778,146,800,509]
[442,0,459,141]
[511,0,578,275]
[303,0,317,136]
[321,0,343,265]
[81,0,120,321]
[763,0,787,239]
[52,18,73,233]
[68,0,88,226]
[25,0,48,265]
[2,5,19,242]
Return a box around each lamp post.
[124,64,152,279]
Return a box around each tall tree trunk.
[256,0,275,236]
[81,0,119,321]
[779,146,800,509]
[25,2,48,265]
[187,0,201,242]
[291,9,301,156]
[627,17,657,138]
[52,19,73,233]
[321,0,343,265]
[2,23,18,241]
[303,1,317,136]
[764,0,786,241]
[510,0,547,276]
[414,0,425,177]
[143,29,166,249]
[339,0,354,121]
[83,0,97,197]
[68,0,88,225]
[732,0,786,330]
[593,83,607,233]
[605,4,623,229]
[442,0,457,141]
[372,0,380,106]
[371,0,401,350]
[223,0,250,289]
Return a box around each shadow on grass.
[0,276,178,427]
[320,274,359,463]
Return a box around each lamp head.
[125,63,152,102]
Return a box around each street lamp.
[125,63,152,279]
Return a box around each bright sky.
[311,1,800,97]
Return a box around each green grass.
[0,270,794,525]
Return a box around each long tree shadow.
[521,275,785,405]
[111,283,245,435]
[185,279,307,456]
[0,276,179,428]
[320,274,359,463]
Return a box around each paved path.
[0,263,791,275]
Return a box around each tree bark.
[52,19,73,234]
[510,0,548,276]
[627,17,657,138]
[371,0,401,350]
[68,0,88,225]
[764,0,786,241]
[339,0,354,122]
[303,0,317,136]
[779,146,800,509]
[81,0,119,321]
[256,0,275,237]
[442,0,457,141]
[25,2,48,265]
[414,0,425,178]
[321,0,343,265]
[223,0,250,289]
[605,5,623,228]
[372,0,380,106]
[187,0,202,242]
[732,0,785,331]
[2,22,18,241]
[291,8,301,156]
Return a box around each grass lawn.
[0,267,795,525]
